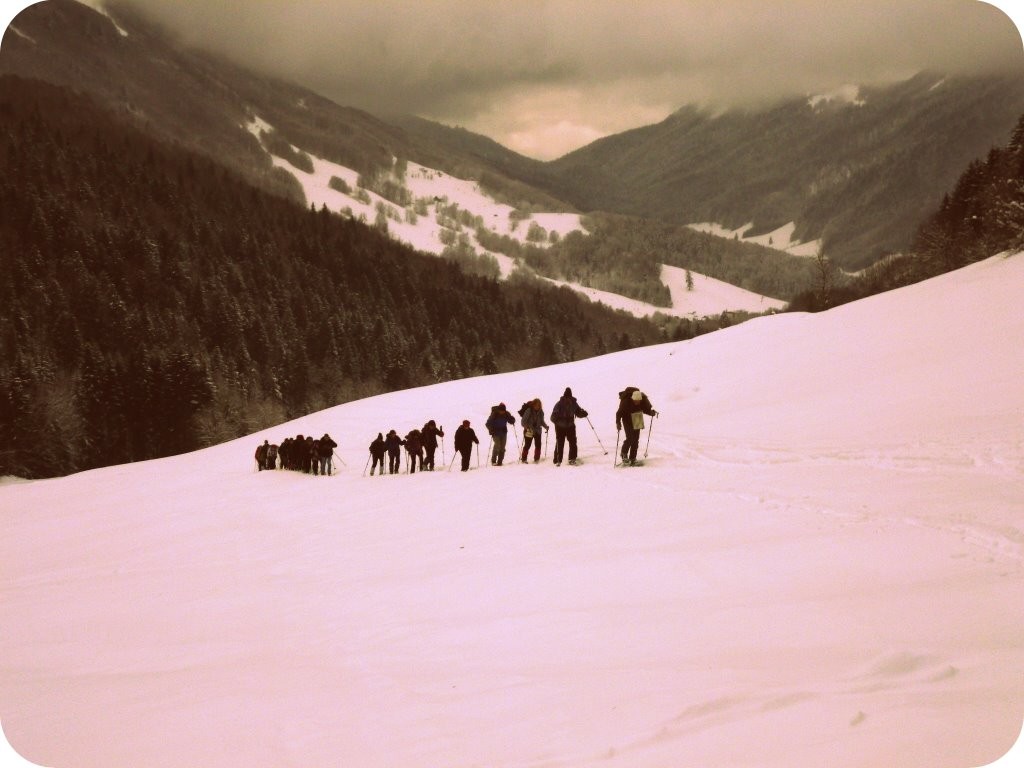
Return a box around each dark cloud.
[14,0,1024,157]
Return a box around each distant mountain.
[7,0,1018,280]
[540,73,1024,269]
[0,0,409,201]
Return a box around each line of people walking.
[255,432,338,475]
[367,420,446,475]
[253,387,658,476]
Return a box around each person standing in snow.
[369,433,386,476]
[551,387,588,466]
[519,399,549,463]
[421,420,444,471]
[310,436,321,476]
[453,420,479,472]
[293,434,309,473]
[384,429,404,474]
[266,442,279,470]
[319,432,337,476]
[404,428,424,474]
[615,386,657,465]
[255,440,269,470]
[485,402,515,466]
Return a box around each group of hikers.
[255,432,338,475]
[254,386,658,475]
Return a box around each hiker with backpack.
[485,402,515,466]
[255,440,269,470]
[453,420,479,472]
[309,436,320,475]
[421,420,444,471]
[615,386,658,465]
[518,399,549,463]
[266,442,279,470]
[384,429,404,474]
[551,387,588,466]
[368,433,387,476]
[318,433,337,476]
[404,428,425,474]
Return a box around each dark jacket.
[551,394,588,428]
[319,434,337,455]
[422,421,444,449]
[615,387,655,431]
[384,431,404,455]
[369,434,386,458]
[485,406,515,436]
[454,425,479,452]
[404,429,424,454]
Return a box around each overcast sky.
[9,0,1024,158]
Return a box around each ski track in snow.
[2,255,1024,768]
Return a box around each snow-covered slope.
[542,264,784,319]
[3,254,1023,768]
[245,116,581,258]
[689,220,822,257]
[246,116,777,316]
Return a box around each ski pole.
[476,443,480,468]
[511,426,521,454]
[486,437,492,467]
[544,427,549,458]
[586,416,608,455]
[448,453,457,472]
[644,413,657,459]
[614,428,620,467]
[334,451,347,468]
[362,453,370,477]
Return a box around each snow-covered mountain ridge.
[3,253,1022,768]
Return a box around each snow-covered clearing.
[3,249,1023,768]
[689,220,822,258]
[542,264,784,319]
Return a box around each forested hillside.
[0,77,663,479]
[542,73,1024,269]
[789,112,1024,311]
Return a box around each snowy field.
[689,220,823,257]
[2,254,1023,768]
[540,264,784,319]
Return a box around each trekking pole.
[486,438,492,468]
[476,443,480,468]
[614,428,621,466]
[448,453,457,472]
[644,414,657,459]
[511,427,521,454]
[362,453,370,477]
[586,416,608,455]
[334,451,347,468]
[544,428,549,458]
